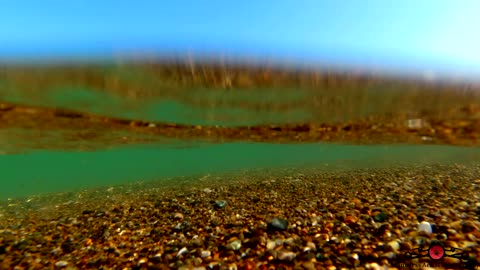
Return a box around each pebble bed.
[0,164,479,269]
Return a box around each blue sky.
[0,0,479,74]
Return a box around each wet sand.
[1,163,479,269]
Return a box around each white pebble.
[54,260,68,268]
[176,247,188,257]
[418,221,432,234]
[200,250,211,258]
[406,118,424,129]
[388,240,400,251]
[228,239,242,250]
[277,250,296,261]
[266,240,276,250]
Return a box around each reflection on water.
[0,61,479,200]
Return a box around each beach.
[1,163,479,269]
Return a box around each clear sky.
[0,0,479,74]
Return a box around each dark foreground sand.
[1,164,480,270]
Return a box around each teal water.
[3,77,479,127]
[1,74,480,201]
[0,84,311,126]
[0,142,478,199]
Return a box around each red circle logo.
[428,243,445,260]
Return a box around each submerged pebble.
[268,217,288,231]
[1,164,479,269]
[374,212,388,222]
[54,261,68,268]
[214,200,227,209]
[228,239,242,250]
[418,221,432,234]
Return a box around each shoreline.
[1,101,479,148]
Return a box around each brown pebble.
[301,261,316,270]
[344,215,357,224]
[450,220,462,230]
[462,221,478,233]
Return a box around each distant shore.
[1,60,480,148]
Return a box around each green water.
[0,142,478,199]
[0,84,311,126]
[1,80,480,200]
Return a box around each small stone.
[176,247,188,257]
[277,249,296,261]
[214,200,227,209]
[443,256,461,264]
[383,251,396,259]
[301,261,316,270]
[351,253,359,260]
[152,253,162,262]
[54,261,68,268]
[387,240,400,252]
[418,221,432,234]
[173,222,189,231]
[266,240,276,250]
[467,233,477,241]
[344,215,357,224]
[406,119,423,129]
[444,240,458,248]
[440,208,452,216]
[447,229,460,240]
[451,220,464,230]
[81,209,94,215]
[200,250,211,258]
[460,241,478,249]
[462,221,478,233]
[304,241,316,252]
[352,198,362,206]
[375,223,391,237]
[374,212,388,222]
[228,239,242,250]
[366,262,382,270]
[268,217,288,231]
[284,238,294,245]
[457,201,469,208]
[399,241,412,251]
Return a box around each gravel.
[0,164,479,269]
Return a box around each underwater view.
[0,61,479,270]
[2,1,480,269]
